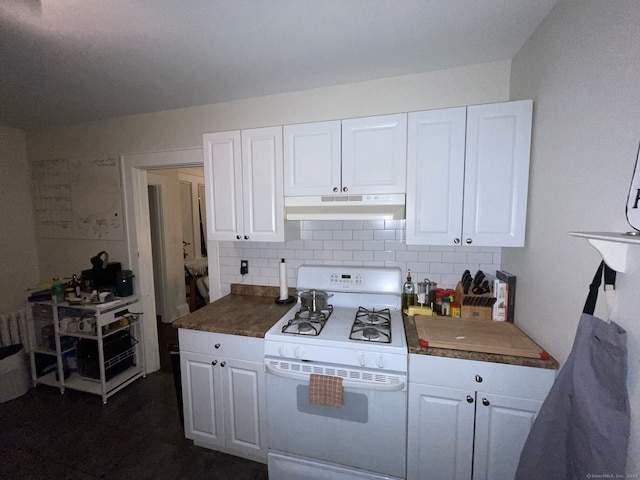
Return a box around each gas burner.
[281,305,333,336]
[354,307,391,327]
[362,327,380,340]
[298,322,314,333]
[350,307,392,343]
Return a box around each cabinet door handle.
[220,361,226,367]
[453,238,460,244]
[236,235,241,240]
[482,398,490,406]
[342,186,348,192]
[475,374,483,383]
[215,343,221,349]
[333,187,339,192]
[244,235,249,240]
[465,238,473,244]
[211,360,218,366]
[466,395,474,403]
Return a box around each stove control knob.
[294,347,303,359]
[376,356,385,369]
[358,354,367,367]
[278,345,288,357]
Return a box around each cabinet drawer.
[409,354,555,401]
[179,329,264,362]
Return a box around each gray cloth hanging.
[515,262,630,479]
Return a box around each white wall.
[506,0,640,470]
[0,125,40,313]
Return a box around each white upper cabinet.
[406,100,533,247]
[284,114,407,196]
[283,121,341,196]
[406,107,467,246]
[341,114,407,194]
[204,126,291,242]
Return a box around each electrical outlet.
[240,260,249,275]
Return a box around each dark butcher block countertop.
[174,284,558,369]
[172,284,297,337]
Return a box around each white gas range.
[264,265,408,480]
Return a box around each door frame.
[121,147,221,373]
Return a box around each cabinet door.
[203,131,244,241]
[241,126,285,242]
[407,383,474,480]
[221,358,267,462]
[406,108,466,245]
[181,351,225,450]
[341,114,407,195]
[472,392,543,480]
[463,100,533,247]
[284,121,341,196]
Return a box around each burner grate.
[349,307,392,343]
[281,305,333,336]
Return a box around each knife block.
[454,282,494,320]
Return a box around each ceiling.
[0,0,557,130]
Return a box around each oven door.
[265,359,407,480]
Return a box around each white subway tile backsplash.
[353,229,374,240]
[332,229,353,240]
[373,229,396,241]
[312,230,333,240]
[342,240,364,251]
[322,240,343,250]
[342,220,364,230]
[216,222,501,292]
[314,250,333,261]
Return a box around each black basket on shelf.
[77,329,138,381]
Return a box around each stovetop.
[264,265,407,372]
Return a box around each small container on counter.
[450,301,461,318]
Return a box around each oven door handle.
[264,364,405,392]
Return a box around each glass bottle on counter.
[402,270,415,310]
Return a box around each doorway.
[121,147,220,374]
[147,167,207,372]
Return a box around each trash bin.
[169,343,184,425]
[0,344,30,403]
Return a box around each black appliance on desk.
[81,251,121,293]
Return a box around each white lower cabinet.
[407,354,555,480]
[179,329,267,463]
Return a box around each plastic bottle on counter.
[442,296,451,316]
[402,270,415,311]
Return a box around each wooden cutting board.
[414,315,547,359]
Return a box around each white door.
[283,121,341,196]
[181,351,225,450]
[472,392,543,480]
[241,126,285,242]
[407,383,474,480]
[203,131,243,241]
[222,358,267,461]
[463,100,533,247]
[406,108,466,245]
[341,114,408,195]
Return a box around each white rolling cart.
[27,295,145,404]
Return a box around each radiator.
[0,309,29,349]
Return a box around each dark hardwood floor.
[0,370,268,480]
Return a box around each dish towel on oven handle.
[515,261,630,480]
[309,374,344,408]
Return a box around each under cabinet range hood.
[285,193,405,220]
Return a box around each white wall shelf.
[569,231,640,273]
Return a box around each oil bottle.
[402,269,415,310]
